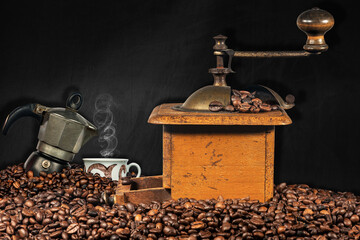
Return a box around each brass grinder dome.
[176,85,231,112]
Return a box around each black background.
[1,1,359,194]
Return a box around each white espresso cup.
[83,158,141,181]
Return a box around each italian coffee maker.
[2,93,98,175]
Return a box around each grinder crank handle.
[2,103,48,135]
[214,8,334,58]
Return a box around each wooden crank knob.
[297,7,334,53]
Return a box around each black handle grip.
[2,103,43,135]
[66,92,83,111]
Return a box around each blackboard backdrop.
[1,0,359,194]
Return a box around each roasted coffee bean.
[18,228,28,238]
[61,232,69,240]
[250,217,265,226]
[351,214,360,223]
[0,223,6,232]
[191,221,206,229]
[260,103,272,112]
[231,95,241,106]
[24,199,35,208]
[228,89,283,113]
[163,226,176,236]
[35,211,44,222]
[221,222,231,231]
[209,101,224,112]
[224,104,235,112]
[2,163,360,239]
[250,105,260,113]
[252,98,262,105]
[49,230,62,238]
[125,202,135,213]
[26,170,34,178]
[6,225,14,235]
[66,223,80,234]
[238,103,251,112]
[232,89,241,96]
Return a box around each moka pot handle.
[2,103,46,135]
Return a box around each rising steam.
[93,94,118,157]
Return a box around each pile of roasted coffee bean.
[1,163,360,239]
[209,90,279,113]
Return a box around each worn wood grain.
[265,127,275,202]
[163,126,172,189]
[169,125,269,201]
[131,175,163,190]
[119,188,171,205]
[148,103,292,126]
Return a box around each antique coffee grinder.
[111,7,335,204]
[175,7,334,112]
[2,93,98,176]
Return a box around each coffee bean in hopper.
[209,101,224,112]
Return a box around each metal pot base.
[24,151,70,176]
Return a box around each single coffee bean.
[13,196,24,205]
[0,223,6,232]
[6,225,14,235]
[232,89,241,96]
[277,226,286,234]
[238,103,251,112]
[344,218,352,227]
[125,203,135,213]
[250,217,265,226]
[24,200,35,208]
[199,230,212,238]
[18,228,28,238]
[224,104,235,112]
[191,221,206,230]
[209,101,224,112]
[231,95,241,106]
[351,215,360,223]
[61,232,69,240]
[66,223,80,234]
[35,211,44,222]
[13,181,20,189]
[27,170,34,178]
[214,236,225,240]
[163,226,176,236]
[253,231,264,238]
[110,235,120,240]
[259,103,272,112]
[221,222,231,231]
[49,230,62,238]
[250,105,260,113]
